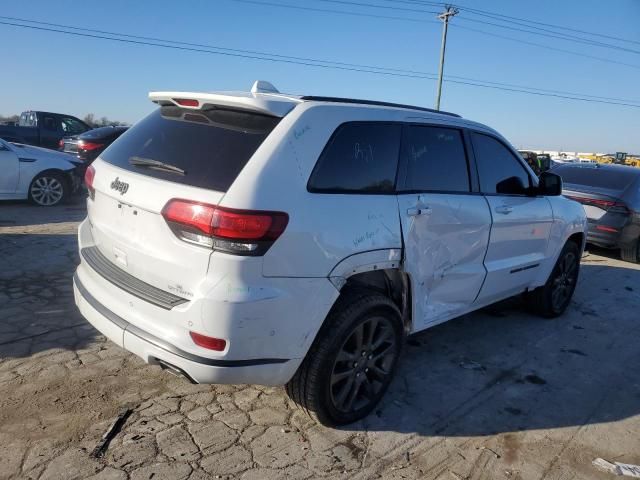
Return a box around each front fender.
[531,196,587,287]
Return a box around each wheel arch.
[567,231,585,251]
[328,249,412,333]
[30,168,72,187]
[531,225,586,288]
[28,168,71,205]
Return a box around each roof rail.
[300,96,461,117]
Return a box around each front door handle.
[495,205,513,215]
[407,206,432,217]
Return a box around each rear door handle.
[495,205,513,215]
[407,206,432,217]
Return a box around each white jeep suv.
[74,81,587,426]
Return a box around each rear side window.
[308,123,401,193]
[100,106,280,192]
[555,166,637,192]
[400,125,469,192]
[471,132,530,194]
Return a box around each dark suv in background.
[554,163,640,262]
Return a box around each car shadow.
[585,243,623,262]
[344,261,640,437]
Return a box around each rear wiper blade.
[129,156,186,175]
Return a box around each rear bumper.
[586,225,620,248]
[73,217,339,385]
[587,219,640,249]
[73,272,301,385]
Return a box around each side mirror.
[496,176,527,195]
[538,171,562,196]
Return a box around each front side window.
[61,117,87,135]
[308,123,401,193]
[400,125,469,192]
[472,132,530,194]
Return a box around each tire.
[620,240,640,263]
[286,291,404,426]
[526,240,580,318]
[28,172,68,206]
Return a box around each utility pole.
[435,5,459,111]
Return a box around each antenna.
[251,80,280,94]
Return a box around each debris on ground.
[479,446,501,459]
[593,458,640,478]
[459,360,485,371]
[90,408,133,458]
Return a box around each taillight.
[189,331,226,351]
[161,199,288,256]
[566,195,629,214]
[58,139,65,150]
[173,98,199,107]
[596,225,619,233]
[84,165,96,199]
[78,141,104,151]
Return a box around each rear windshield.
[555,165,637,192]
[100,106,280,191]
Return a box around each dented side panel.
[397,193,491,332]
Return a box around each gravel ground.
[1,199,639,480]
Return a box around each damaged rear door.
[396,124,491,331]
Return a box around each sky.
[1,0,639,153]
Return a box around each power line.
[460,8,640,50]
[226,0,433,23]
[443,74,640,104]
[456,15,640,56]
[0,14,448,81]
[451,22,640,71]
[0,15,433,73]
[2,14,638,105]
[257,0,640,62]
[316,0,640,54]
[5,14,638,104]
[1,18,639,109]
[392,0,640,47]
[229,0,640,63]
[0,20,438,78]
[316,0,439,14]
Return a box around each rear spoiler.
[148,91,300,118]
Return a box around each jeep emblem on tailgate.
[110,177,129,195]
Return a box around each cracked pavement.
[1,200,640,480]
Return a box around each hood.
[11,142,82,166]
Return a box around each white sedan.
[0,138,83,206]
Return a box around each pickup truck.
[0,111,91,150]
